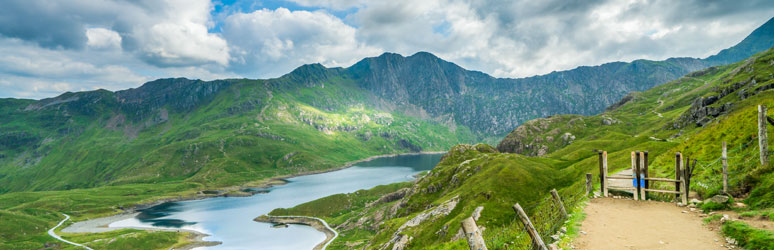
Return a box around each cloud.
[289,0,364,10]
[222,7,381,77]
[86,28,122,50]
[345,0,774,77]
[1,0,774,99]
[126,0,231,67]
[0,0,229,68]
[0,38,148,99]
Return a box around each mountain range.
[0,17,773,193]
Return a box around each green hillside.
[269,48,774,249]
[1,17,773,250]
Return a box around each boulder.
[705,195,730,204]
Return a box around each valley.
[0,14,773,250]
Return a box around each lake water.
[109,153,443,250]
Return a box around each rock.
[720,214,730,223]
[705,195,730,204]
[580,231,587,235]
[659,240,665,244]
[471,206,484,221]
[560,227,567,234]
[690,198,702,204]
[551,235,561,241]
[733,202,747,208]
[690,208,696,212]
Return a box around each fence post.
[760,105,769,166]
[513,203,548,250]
[643,151,649,189]
[586,173,593,196]
[680,174,689,205]
[631,151,639,200]
[639,151,647,200]
[722,142,728,194]
[602,151,609,197]
[550,189,568,218]
[675,153,682,200]
[461,217,488,250]
[598,151,605,195]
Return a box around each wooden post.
[513,203,548,250]
[602,151,609,197]
[675,153,682,200]
[639,151,647,200]
[461,217,488,250]
[722,142,728,194]
[679,154,688,204]
[760,105,769,166]
[643,151,649,189]
[586,173,593,196]
[550,189,568,218]
[684,157,694,194]
[680,174,689,205]
[598,151,605,194]
[631,151,639,200]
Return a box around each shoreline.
[254,215,338,250]
[61,151,444,248]
[61,212,222,249]
[260,151,447,184]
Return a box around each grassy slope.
[268,49,774,249]
[0,76,477,248]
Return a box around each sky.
[0,0,773,99]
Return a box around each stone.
[705,195,730,204]
[560,227,567,234]
[733,203,747,208]
[690,198,702,204]
[720,214,730,223]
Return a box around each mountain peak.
[704,16,774,65]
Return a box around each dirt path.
[575,198,726,250]
[49,214,94,250]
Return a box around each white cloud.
[0,38,148,99]
[86,27,122,50]
[289,0,364,10]
[129,0,230,67]
[222,7,381,77]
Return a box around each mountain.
[705,17,774,65]
[266,47,774,249]
[1,18,774,194]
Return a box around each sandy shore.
[62,212,221,249]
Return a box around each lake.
[109,153,444,250]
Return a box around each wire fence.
[645,137,769,200]
[485,183,588,249]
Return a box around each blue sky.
[0,0,773,99]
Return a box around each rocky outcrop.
[380,196,459,250]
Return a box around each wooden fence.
[598,150,692,204]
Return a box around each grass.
[722,221,774,249]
